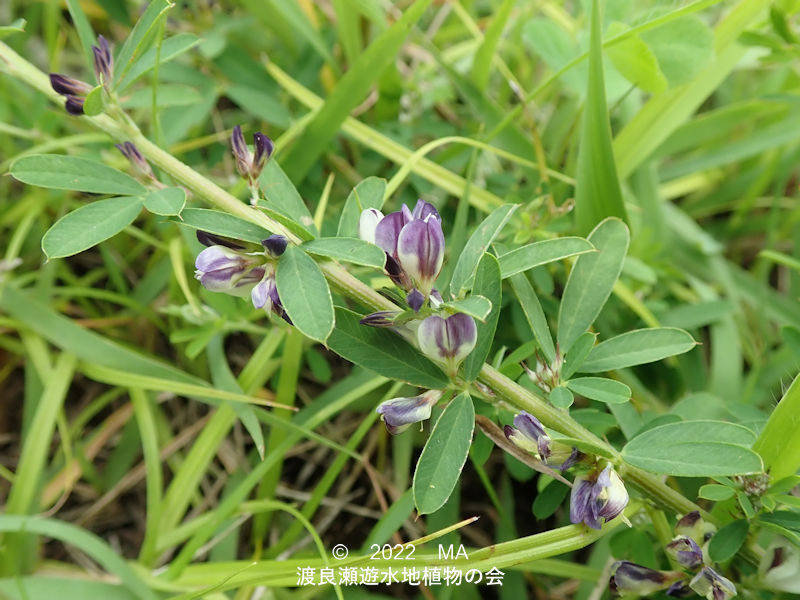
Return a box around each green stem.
[0,40,711,526]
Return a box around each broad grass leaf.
[556,218,629,354]
[498,237,595,279]
[449,204,517,298]
[337,177,385,237]
[579,327,696,372]
[566,377,631,404]
[276,247,334,343]
[302,237,386,269]
[413,392,474,515]
[621,420,763,477]
[175,208,272,244]
[573,0,628,234]
[327,308,448,388]
[143,187,186,216]
[117,33,201,91]
[463,254,502,382]
[470,0,514,88]
[113,0,173,87]
[42,197,143,259]
[12,155,146,196]
[753,373,800,481]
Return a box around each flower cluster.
[193,231,290,322]
[50,35,113,115]
[609,511,737,599]
[231,126,274,205]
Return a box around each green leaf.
[143,187,186,216]
[573,0,628,234]
[759,511,800,534]
[175,208,272,244]
[463,254,502,382]
[509,271,556,363]
[698,484,735,501]
[566,377,631,404]
[301,238,385,269]
[279,0,434,182]
[641,16,713,88]
[621,420,763,477]
[605,22,667,94]
[753,373,800,482]
[449,204,517,298]
[276,247,334,343]
[708,520,749,562]
[532,480,569,520]
[579,327,697,373]
[550,387,574,409]
[443,295,492,322]
[337,177,386,237]
[470,0,514,88]
[42,197,143,259]
[0,18,26,39]
[114,0,173,87]
[11,154,146,196]
[557,218,629,353]
[258,160,317,237]
[327,308,448,389]
[117,33,201,91]
[498,237,595,279]
[65,0,96,70]
[413,392,474,515]
[561,332,596,380]
[82,85,106,116]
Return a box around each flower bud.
[359,311,398,327]
[231,125,251,178]
[261,234,288,257]
[570,464,628,530]
[406,288,424,312]
[64,95,85,116]
[252,132,274,176]
[231,125,273,184]
[358,208,384,245]
[417,313,477,374]
[689,567,737,600]
[194,245,261,295]
[504,411,551,460]
[376,390,442,434]
[410,198,440,221]
[49,73,92,96]
[115,142,153,179]
[666,536,704,569]
[675,511,716,546]
[396,216,445,296]
[92,35,114,84]
[609,561,685,596]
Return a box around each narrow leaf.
[114,0,173,86]
[12,154,146,196]
[117,33,201,91]
[463,254,502,382]
[301,238,385,269]
[566,377,631,404]
[175,208,272,244]
[580,327,696,373]
[444,295,492,322]
[708,520,748,562]
[509,271,556,363]
[498,237,595,279]
[276,247,334,343]
[42,197,143,259]
[753,373,800,482]
[413,392,474,515]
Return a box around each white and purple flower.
[503,411,581,470]
[609,561,684,597]
[417,312,477,375]
[666,536,705,570]
[689,567,737,600]
[375,390,442,434]
[570,464,629,530]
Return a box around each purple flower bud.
[92,35,113,84]
[358,208,384,245]
[410,199,441,222]
[261,234,288,257]
[570,464,628,530]
[115,142,153,178]
[396,217,444,296]
[406,288,424,312]
[231,125,251,178]
[504,411,551,460]
[376,390,442,434]
[49,73,92,96]
[675,511,716,545]
[360,311,398,327]
[194,245,260,295]
[196,230,245,250]
[251,274,279,310]
[374,210,410,259]
[252,132,274,177]
[609,561,685,596]
[666,536,704,569]
[64,95,85,116]
[417,313,477,373]
[689,567,737,600]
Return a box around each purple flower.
[262,234,288,257]
[417,313,477,375]
[570,464,629,530]
[504,412,551,460]
[194,245,262,295]
[689,567,737,600]
[49,73,92,96]
[92,35,114,84]
[359,311,398,327]
[666,536,704,569]
[115,142,153,179]
[231,125,274,191]
[675,511,716,546]
[361,199,444,307]
[609,561,685,596]
[376,390,442,434]
[64,95,86,116]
